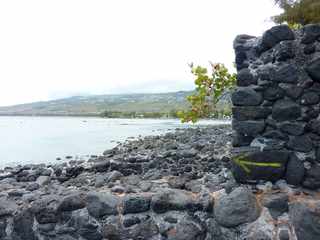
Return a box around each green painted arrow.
[233,155,282,173]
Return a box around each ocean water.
[0,116,230,168]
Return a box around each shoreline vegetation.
[0,110,232,119]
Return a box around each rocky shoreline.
[0,125,319,240]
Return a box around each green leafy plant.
[178,62,236,123]
[273,0,320,26]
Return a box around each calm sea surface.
[0,116,230,168]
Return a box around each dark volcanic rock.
[151,189,199,214]
[289,201,320,240]
[214,187,260,228]
[272,99,301,121]
[301,92,320,105]
[279,122,305,136]
[263,86,284,101]
[232,107,271,121]
[12,208,36,240]
[271,64,299,84]
[122,194,151,214]
[262,193,288,219]
[232,120,265,136]
[232,88,263,106]
[303,165,320,189]
[287,135,313,153]
[301,24,320,44]
[285,154,305,185]
[237,68,257,86]
[86,192,119,218]
[259,25,295,53]
[306,57,320,82]
[166,216,206,240]
[58,193,87,212]
[232,150,289,183]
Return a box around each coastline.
[0,125,318,239]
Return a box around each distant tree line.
[100,110,179,119]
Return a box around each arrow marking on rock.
[233,156,282,173]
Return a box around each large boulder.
[259,25,295,53]
[272,99,301,121]
[12,208,37,240]
[306,57,320,82]
[287,135,313,153]
[301,24,320,44]
[232,107,271,121]
[232,88,263,106]
[289,201,320,240]
[58,193,87,212]
[285,154,305,185]
[214,187,260,228]
[166,216,206,240]
[231,149,289,183]
[271,64,299,83]
[232,120,265,137]
[86,192,119,218]
[151,189,196,213]
[237,68,257,86]
[122,194,151,214]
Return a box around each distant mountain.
[0,91,195,116]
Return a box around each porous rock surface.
[232,24,320,187]
[0,125,320,240]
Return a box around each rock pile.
[0,125,320,239]
[232,24,320,187]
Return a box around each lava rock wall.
[232,24,320,188]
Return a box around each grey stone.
[306,57,320,82]
[280,84,303,99]
[32,196,59,224]
[301,24,320,44]
[237,68,257,86]
[232,120,265,137]
[261,193,288,219]
[232,88,263,106]
[86,192,119,218]
[289,201,320,240]
[271,64,299,83]
[301,92,320,105]
[214,187,260,228]
[71,209,102,240]
[151,189,193,214]
[279,122,305,136]
[36,175,50,186]
[12,208,36,240]
[232,107,271,121]
[0,198,18,217]
[303,165,320,189]
[167,217,206,240]
[259,25,295,52]
[285,154,305,185]
[122,195,151,214]
[58,193,86,212]
[263,86,284,101]
[274,40,295,61]
[232,150,289,183]
[287,135,313,152]
[107,170,123,183]
[272,100,301,121]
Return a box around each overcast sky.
[0,0,281,106]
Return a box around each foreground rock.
[0,125,319,239]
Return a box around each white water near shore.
[0,116,230,168]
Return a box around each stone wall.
[232,24,320,188]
